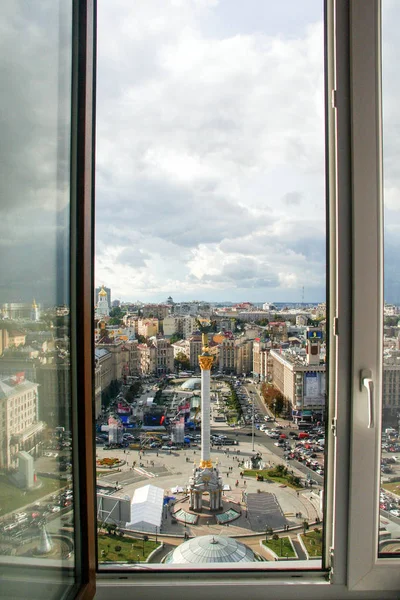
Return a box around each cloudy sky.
[2,2,400,307]
[0,1,71,305]
[95,0,327,304]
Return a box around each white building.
[96,286,110,318]
[0,373,44,468]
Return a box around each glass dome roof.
[165,535,256,564]
[180,378,201,390]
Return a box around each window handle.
[360,369,374,429]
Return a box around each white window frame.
[96,1,400,598]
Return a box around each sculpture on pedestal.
[188,320,223,511]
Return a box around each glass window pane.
[96,0,326,571]
[380,0,400,557]
[0,1,76,596]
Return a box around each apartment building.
[151,337,174,374]
[234,338,253,375]
[141,304,171,319]
[252,338,269,382]
[137,343,157,375]
[270,348,326,422]
[382,351,400,424]
[0,373,43,469]
[218,338,235,373]
[137,318,159,338]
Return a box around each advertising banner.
[303,372,326,407]
[117,402,131,414]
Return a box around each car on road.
[3,522,19,532]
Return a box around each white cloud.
[95,0,326,301]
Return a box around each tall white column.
[198,354,213,469]
[201,367,211,466]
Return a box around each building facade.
[0,374,43,469]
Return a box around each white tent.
[126,484,163,533]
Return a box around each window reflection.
[0,0,75,593]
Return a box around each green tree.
[174,352,191,371]
[169,333,181,344]
[109,307,125,318]
[108,317,123,326]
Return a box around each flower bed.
[96,457,121,468]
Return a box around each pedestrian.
[244,480,246,487]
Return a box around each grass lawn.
[96,469,120,477]
[98,533,159,562]
[243,469,302,490]
[300,529,323,557]
[262,536,296,558]
[382,482,400,497]
[0,473,66,516]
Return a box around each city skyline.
[95,0,327,304]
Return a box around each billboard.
[303,372,326,407]
[307,330,323,340]
[178,401,191,414]
[143,413,165,426]
[117,402,131,414]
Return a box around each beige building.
[270,348,326,421]
[382,352,400,424]
[142,304,171,319]
[252,339,270,382]
[162,315,198,340]
[218,338,235,373]
[172,340,190,360]
[296,315,308,326]
[137,318,159,338]
[188,334,202,369]
[267,322,288,342]
[151,337,174,374]
[95,340,125,384]
[163,315,178,337]
[0,373,43,469]
[94,347,113,391]
[138,343,157,375]
[120,340,140,377]
[94,362,102,418]
[235,339,253,375]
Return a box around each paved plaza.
[96,434,323,541]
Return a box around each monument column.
[188,322,223,512]
[199,354,213,469]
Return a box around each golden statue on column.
[188,319,223,511]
